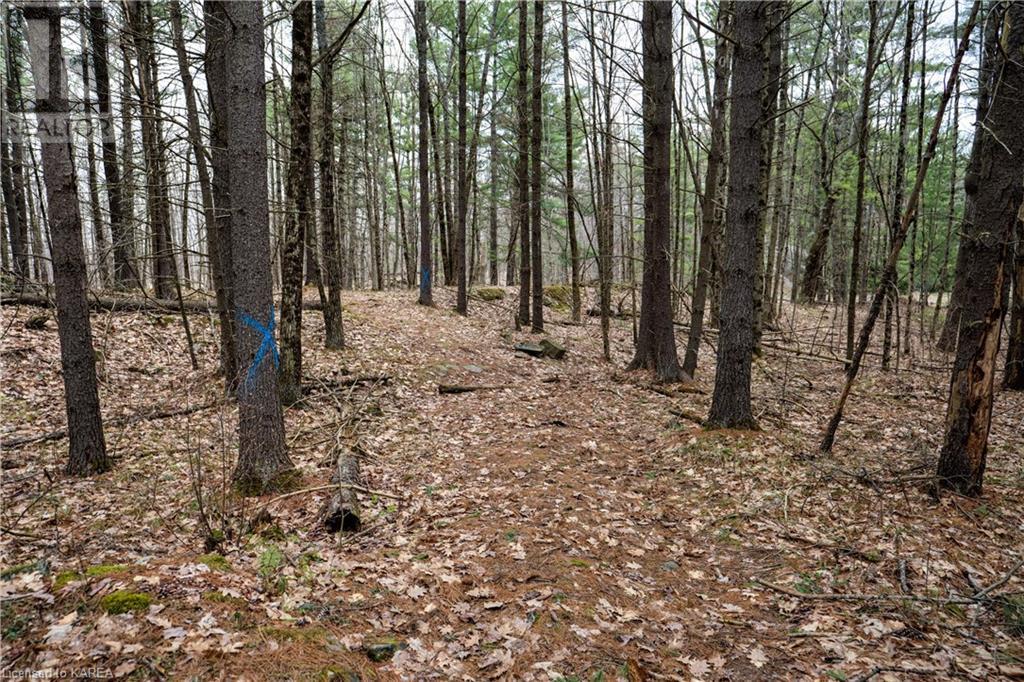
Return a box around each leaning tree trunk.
[279,0,314,405]
[218,0,294,494]
[23,3,109,476]
[629,0,685,383]
[707,1,766,429]
[936,2,1024,496]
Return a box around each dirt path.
[2,289,1023,680]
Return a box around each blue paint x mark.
[238,304,279,388]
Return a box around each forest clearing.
[2,0,1024,679]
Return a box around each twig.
[754,578,976,605]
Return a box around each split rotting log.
[438,384,503,395]
[324,447,363,533]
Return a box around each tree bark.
[279,0,314,405]
[561,0,580,320]
[529,1,545,333]
[516,3,532,327]
[171,0,236,383]
[3,7,30,283]
[128,1,176,300]
[707,1,766,429]
[684,3,732,377]
[845,2,880,365]
[23,3,109,476]
[220,0,293,493]
[629,0,685,383]
[315,0,345,347]
[936,2,1024,496]
[455,0,469,314]
[415,0,433,305]
[87,1,130,288]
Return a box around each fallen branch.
[438,384,504,395]
[754,578,976,605]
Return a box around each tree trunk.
[561,0,580,320]
[80,16,109,288]
[1006,216,1024,389]
[685,3,732,377]
[128,1,175,300]
[220,0,293,494]
[845,2,880,365]
[315,0,345,347]
[820,0,979,453]
[883,3,916,370]
[279,0,314,405]
[707,1,766,429]
[87,1,130,288]
[629,1,685,383]
[3,7,30,283]
[23,3,109,476]
[171,0,236,382]
[415,0,433,305]
[516,3,532,327]
[753,2,783,352]
[529,1,545,332]
[455,0,469,314]
[936,2,1024,496]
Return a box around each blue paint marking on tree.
[421,267,430,292]
[238,304,280,389]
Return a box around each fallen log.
[437,384,503,395]
[324,447,363,533]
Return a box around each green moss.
[543,284,572,308]
[1,560,48,580]
[198,553,231,572]
[85,563,131,578]
[53,571,81,589]
[472,286,506,301]
[318,666,361,681]
[202,591,246,607]
[99,590,152,614]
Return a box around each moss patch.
[543,284,572,309]
[198,553,231,572]
[473,286,506,301]
[85,563,131,578]
[202,590,247,608]
[99,590,152,614]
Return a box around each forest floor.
[2,286,1024,681]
